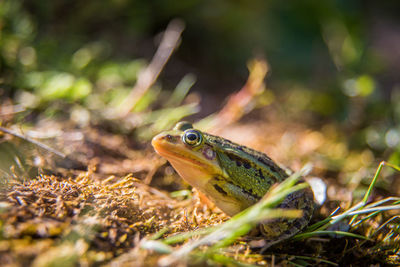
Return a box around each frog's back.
[204,132,315,246]
[205,133,290,195]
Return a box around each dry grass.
[0,170,229,266]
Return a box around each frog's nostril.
[166,134,173,141]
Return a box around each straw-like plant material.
[0,171,228,266]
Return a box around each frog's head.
[152,122,224,189]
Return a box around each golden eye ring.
[182,129,203,147]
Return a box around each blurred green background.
[1,0,400,162]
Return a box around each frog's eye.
[182,129,203,147]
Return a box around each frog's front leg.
[203,177,259,217]
[194,189,217,210]
[259,186,315,248]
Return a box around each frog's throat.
[152,141,225,188]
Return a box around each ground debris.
[0,171,226,266]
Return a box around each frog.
[152,121,315,247]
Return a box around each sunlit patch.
[203,146,216,160]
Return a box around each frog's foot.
[258,187,315,250]
[194,189,217,210]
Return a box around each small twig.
[0,126,66,158]
[197,58,268,131]
[117,19,185,117]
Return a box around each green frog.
[152,121,314,246]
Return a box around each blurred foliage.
[0,0,400,161]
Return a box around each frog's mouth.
[152,135,214,170]
[152,133,223,188]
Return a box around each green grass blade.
[350,161,400,224]
[164,74,196,107]
[303,207,340,232]
[346,205,400,216]
[292,230,370,241]
[291,255,338,266]
[163,227,217,245]
[205,252,260,267]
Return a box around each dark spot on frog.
[213,175,223,181]
[226,152,252,170]
[258,169,265,180]
[213,184,227,196]
[243,162,251,169]
[240,187,259,199]
[257,156,281,173]
[213,139,222,145]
